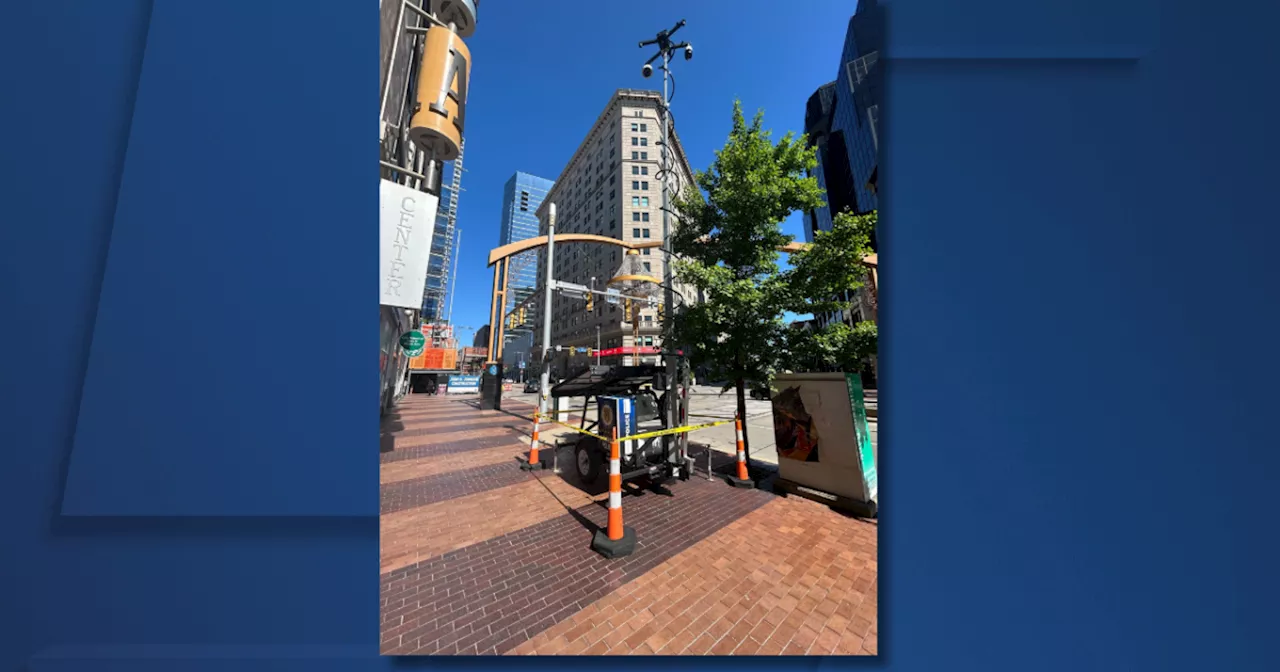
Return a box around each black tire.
[575,438,603,483]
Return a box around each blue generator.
[597,395,638,459]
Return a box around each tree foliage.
[670,101,824,392]
[670,100,879,393]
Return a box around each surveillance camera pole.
[639,19,691,470]
[539,203,556,429]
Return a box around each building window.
[644,315,653,323]
[640,123,647,132]
[633,228,641,237]
[632,151,639,160]
[642,248,650,255]
[639,138,648,146]
[631,196,640,207]
[642,229,650,238]
[632,212,641,222]
[632,180,639,190]
[642,212,650,222]
[640,151,648,160]
[641,167,648,176]
[641,181,649,191]
[631,137,639,146]
[847,50,879,90]
[610,204,615,217]
[632,166,639,175]
[643,261,651,272]
[631,123,638,131]
[641,197,649,206]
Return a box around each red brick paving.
[380,433,530,463]
[380,393,877,656]
[381,443,531,484]
[380,476,773,655]
[513,495,878,655]
[380,461,534,514]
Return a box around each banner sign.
[379,180,439,309]
[446,375,481,394]
[591,346,681,357]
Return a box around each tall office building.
[500,172,555,315]
[803,82,839,242]
[498,171,554,375]
[805,0,883,384]
[533,89,698,373]
[804,0,883,247]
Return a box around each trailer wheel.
[575,438,603,483]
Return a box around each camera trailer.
[549,363,694,491]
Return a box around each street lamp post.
[639,20,693,467]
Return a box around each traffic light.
[518,307,526,324]
[624,298,632,315]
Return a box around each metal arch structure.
[485,235,879,364]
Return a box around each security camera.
[684,45,693,60]
[642,63,653,78]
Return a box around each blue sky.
[441,0,854,343]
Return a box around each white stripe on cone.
[609,459,620,474]
[609,491,622,509]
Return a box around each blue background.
[2,0,1277,669]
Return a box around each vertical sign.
[379,180,439,309]
[409,25,471,162]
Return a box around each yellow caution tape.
[534,418,733,445]
[535,409,578,419]
[619,419,733,443]
[547,421,609,442]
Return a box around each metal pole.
[447,228,461,324]
[539,203,557,425]
[596,324,601,365]
[660,50,679,459]
[379,0,409,125]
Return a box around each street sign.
[399,330,426,356]
[519,361,526,369]
[606,289,620,305]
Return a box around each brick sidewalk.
[380,393,877,656]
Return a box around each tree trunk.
[735,376,750,469]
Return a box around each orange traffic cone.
[728,413,754,488]
[522,412,545,471]
[591,426,635,558]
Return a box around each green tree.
[670,103,880,463]
[778,209,879,373]
[669,100,825,460]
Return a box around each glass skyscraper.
[500,171,555,316]
[804,0,883,250]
